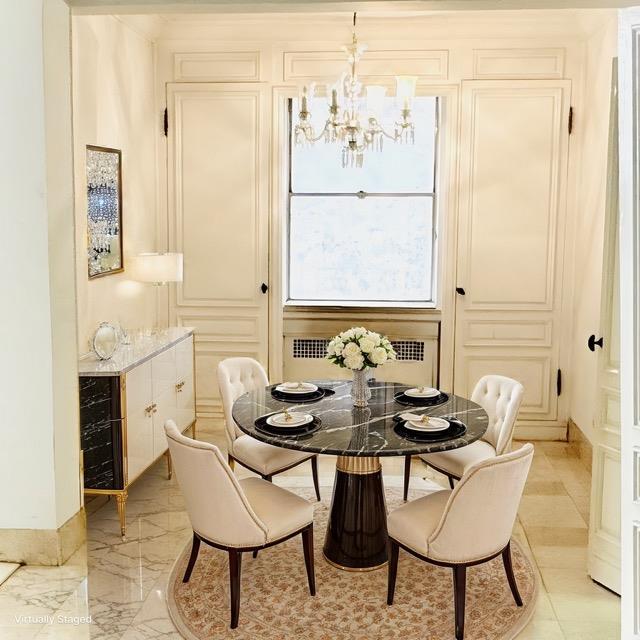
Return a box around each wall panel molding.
[473,48,565,79]
[173,51,260,81]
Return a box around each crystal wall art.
[86,146,123,278]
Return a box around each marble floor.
[0,420,620,639]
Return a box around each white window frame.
[284,96,441,309]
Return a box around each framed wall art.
[86,145,123,279]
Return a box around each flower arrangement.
[326,326,396,371]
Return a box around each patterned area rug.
[167,487,537,640]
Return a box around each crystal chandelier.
[294,13,417,168]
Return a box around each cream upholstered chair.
[403,375,524,500]
[165,421,316,629]
[388,443,534,640]
[217,358,320,500]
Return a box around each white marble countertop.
[78,327,194,377]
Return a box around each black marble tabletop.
[232,380,488,457]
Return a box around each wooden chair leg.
[453,565,467,640]
[183,533,201,583]
[264,475,273,482]
[502,542,523,606]
[228,549,242,629]
[252,549,259,559]
[403,455,411,502]
[302,525,316,596]
[166,451,172,480]
[387,539,400,605]
[227,455,235,471]
[311,457,321,501]
[448,475,455,489]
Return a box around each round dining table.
[232,379,489,572]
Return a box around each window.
[286,96,439,307]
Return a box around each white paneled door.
[454,79,571,438]
[588,62,620,595]
[619,8,640,637]
[167,83,269,418]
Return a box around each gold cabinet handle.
[145,404,153,416]
[176,381,185,392]
[152,403,158,414]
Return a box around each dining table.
[232,379,489,572]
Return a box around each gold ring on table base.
[322,551,388,572]
[335,455,382,475]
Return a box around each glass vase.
[351,369,372,407]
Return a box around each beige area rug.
[167,487,537,640]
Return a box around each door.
[124,361,153,483]
[454,79,571,438]
[151,345,176,458]
[166,83,270,418]
[619,9,640,636]
[588,62,621,595]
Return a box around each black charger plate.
[270,386,335,403]
[254,413,322,437]
[393,417,466,443]
[394,391,449,407]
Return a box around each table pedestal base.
[323,456,388,571]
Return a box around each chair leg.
[448,475,455,490]
[182,533,201,583]
[452,565,467,640]
[403,455,411,502]
[227,455,235,471]
[302,525,316,596]
[311,457,321,502]
[228,549,242,629]
[502,542,523,606]
[387,539,400,605]
[263,475,273,482]
[252,549,259,559]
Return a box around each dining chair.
[403,375,524,500]
[388,443,534,640]
[217,357,320,501]
[164,420,316,628]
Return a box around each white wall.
[568,17,617,443]
[0,0,79,530]
[72,15,159,352]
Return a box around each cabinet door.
[176,374,196,431]
[125,361,153,483]
[151,347,177,458]
[454,79,570,433]
[167,83,269,419]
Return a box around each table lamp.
[130,252,183,285]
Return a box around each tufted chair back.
[471,375,524,455]
[217,357,269,448]
[164,420,268,547]
[427,444,534,563]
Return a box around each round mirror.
[92,322,120,360]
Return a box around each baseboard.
[514,425,568,441]
[567,418,593,472]
[0,507,86,566]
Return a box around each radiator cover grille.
[291,338,425,362]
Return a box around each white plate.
[266,412,313,428]
[275,382,319,394]
[404,416,450,432]
[404,387,440,398]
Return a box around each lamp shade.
[130,253,183,284]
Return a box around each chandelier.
[294,13,417,168]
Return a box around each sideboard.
[78,327,196,537]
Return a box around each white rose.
[342,329,355,340]
[368,332,381,346]
[334,341,344,356]
[354,327,366,338]
[358,336,376,354]
[327,341,336,356]
[344,353,365,370]
[370,346,388,365]
[342,342,361,358]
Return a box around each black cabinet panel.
[80,376,124,490]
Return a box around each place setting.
[270,380,335,403]
[394,384,449,407]
[254,407,322,437]
[393,410,466,442]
